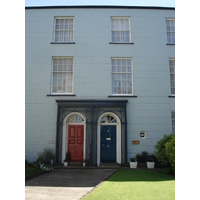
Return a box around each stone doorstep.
[54,162,128,169]
[54,162,162,169]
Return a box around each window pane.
[112,65,117,72]
[171,88,175,95]
[125,19,129,30]
[112,73,116,79]
[52,86,57,93]
[112,87,116,94]
[112,79,116,86]
[170,80,175,88]
[111,19,116,30]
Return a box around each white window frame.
[171,111,175,134]
[111,57,133,95]
[166,18,175,44]
[54,17,74,43]
[110,17,131,43]
[169,58,175,95]
[51,57,74,94]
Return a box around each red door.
[68,125,84,162]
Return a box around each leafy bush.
[38,148,55,164]
[165,135,175,172]
[155,134,174,166]
[161,167,173,175]
[146,155,156,162]
[37,148,55,171]
[130,157,137,162]
[136,152,148,163]
[142,151,148,157]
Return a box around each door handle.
[107,145,109,148]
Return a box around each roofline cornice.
[25,5,175,10]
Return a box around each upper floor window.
[171,111,175,134]
[169,58,175,95]
[54,17,74,42]
[111,58,133,95]
[52,57,73,94]
[111,17,131,43]
[166,19,175,44]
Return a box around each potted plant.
[37,148,55,169]
[146,155,155,169]
[63,152,69,166]
[82,159,86,167]
[37,152,45,168]
[136,151,148,163]
[129,157,137,169]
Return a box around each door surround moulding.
[97,112,121,166]
[62,112,86,163]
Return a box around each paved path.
[25,168,117,200]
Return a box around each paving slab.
[25,168,117,200]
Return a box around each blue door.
[101,125,116,163]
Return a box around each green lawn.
[83,169,175,200]
[25,168,44,177]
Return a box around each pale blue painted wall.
[25,7,175,162]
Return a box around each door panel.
[68,125,84,162]
[101,125,116,162]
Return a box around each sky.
[25,0,175,7]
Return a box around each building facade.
[25,5,175,165]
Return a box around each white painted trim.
[97,112,121,166]
[62,112,86,163]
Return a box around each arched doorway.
[97,112,121,166]
[62,112,86,163]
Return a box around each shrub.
[130,157,137,162]
[155,134,174,166]
[136,152,147,163]
[165,135,175,172]
[37,147,55,164]
[37,148,55,171]
[146,155,156,162]
[142,151,148,157]
[161,167,173,175]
